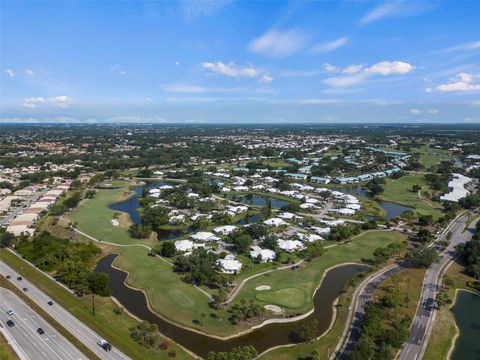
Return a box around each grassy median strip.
[0,330,20,360]
[0,249,193,360]
[0,277,101,360]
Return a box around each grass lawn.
[415,146,455,169]
[0,331,19,360]
[0,249,192,360]
[378,175,443,218]
[423,261,480,360]
[230,231,406,314]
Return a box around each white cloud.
[410,108,439,115]
[360,0,434,25]
[434,73,480,93]
[323,73,368,87]
[111,64,127,76]
[181,0,230,20]
[365,61,414,75]
[25,69,34,76]
[5,69,14,77]
[145,97,153,102]
[442,40,480,53]
[202,62,258,78]
[259,74,273,84]
[279,69,323,78]
[310,37,348,53]
[22,96,73,109]
[105,116,167,123]
[175,61,181,66]
[165,84,210,93]
[323,63,340,73]
[471,101,480,108]
[343,64,364,74]
[248,28,309,57]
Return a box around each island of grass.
[67,184,406,336]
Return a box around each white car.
[6,310,14,316]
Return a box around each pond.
[450,290,480,360]
[95,254,368,358]
[229,194,290,209]
[332,186,413,221]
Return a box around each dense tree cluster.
[207,346,258,360]
[456,221,480,279]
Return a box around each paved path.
[0,260,130,360]
[333,211,472,360]
[397,212,478,360]
[0,288,87,360]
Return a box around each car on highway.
[17,276,22,281]
[6,275,11,279]
[37,328,45,335]
[6,320,14,327]
[97,339,112,352]
[6,309,14,316]
[47,301,54,306]
[22,287,28,292]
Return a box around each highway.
[333,211,475,360]
[0,259,130,360]
[0,287,86,360]
[397,212,478,360]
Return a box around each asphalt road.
[0,259,130,360]
[0,287,86,360]
[334,212,475,360]
[397,212,478,360]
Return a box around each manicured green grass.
[378,175,443,217]
[0,249,192,360]
[415,146,454,169]
[230,231,406,314]
[256,287,307,309]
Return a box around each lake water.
[332,186,413,220]
[95,254,368,358]
[451,290,480,360]
[229,194,290,209]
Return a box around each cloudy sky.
[1,0,479,124]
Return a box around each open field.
[0,331,19,360]
[415,146,455,169]
[0,249,192,360]
[379,174,443,217]
[423,261,480,360]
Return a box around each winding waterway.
[450,290,480,360]
[95,254,368,357]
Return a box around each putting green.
[255,287,307,309]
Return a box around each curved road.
[333,211,475,360]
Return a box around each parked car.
[6,320,14,327]
[37,328,44,335]
[6,310,14,316]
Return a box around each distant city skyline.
[1,0,479,123]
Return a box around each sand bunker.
[255,285,271,291]
[111,219,119,226]
[264,304,282,314]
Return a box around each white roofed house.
[278,239,304,252]
[263,217,287,227]
[217,255,242,274]
[169,214,185,225]
[297,233,323,243]
[213,225,238,235]
[190,231,216,242]
[175,239,194,252]
[250,246,276,262]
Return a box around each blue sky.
[1,0,479,123]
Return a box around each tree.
[297,319,319,342]
[412,184,421,192]
[0,229,15,248]
[161,241,176,257]
[436,290,452,309]
[406,246,439,268]
[305,241,325,259]
[87,272,111,315]
[416,228,433,243]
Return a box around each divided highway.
[0,259,130,360]
[0,287,86,360]
[334,211,476,360]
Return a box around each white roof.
[250,246,276,261]
[217,258,242,273]
[440,173,472,202]
[263,217,287,226]
[298,233,323,242]
[190,231,215,241]
[175,240,194,252]
[278,239,303,252]
[213,225,238,235]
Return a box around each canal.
[450,290,480,360]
